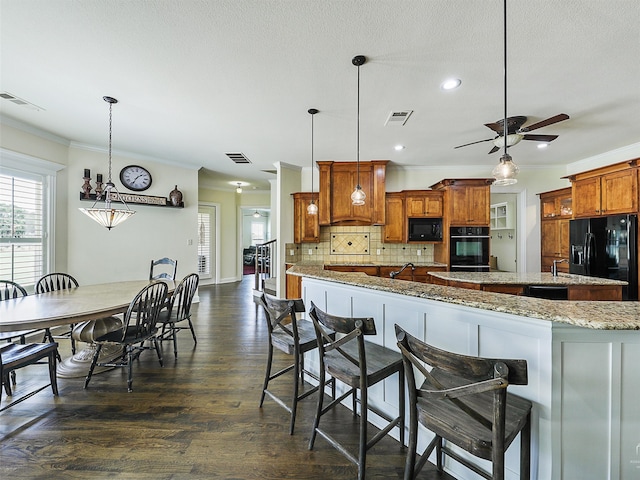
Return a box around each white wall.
[67,145,199,285]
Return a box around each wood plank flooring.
[1,277,452,479]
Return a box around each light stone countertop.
[428,271,627,286]
[287,265,640,330]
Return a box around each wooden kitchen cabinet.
[285,264,302,299]
[292,192,319,243]
[569,159,639,218]
[539,188,572,274]
[405,190,443,217]
[383,192,405,243]
[431,178,493,226]
[324,265,379,276]
[318,160,388,226]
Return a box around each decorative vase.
[169,185,183,206]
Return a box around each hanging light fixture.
[236,183,243,194]
[351,55,367,206]
[307,108,319,215]
[492,0,519,186]
[79,96,135,230]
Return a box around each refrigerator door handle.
[585,232,594,275]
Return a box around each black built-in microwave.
[408,218,443,241]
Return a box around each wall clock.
[119,165,152,192]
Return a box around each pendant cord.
[356,62,361,187]
[108,101,113,183]
[311,112,314,197]
[503,0,508,158]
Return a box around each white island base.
[299,276,640,480]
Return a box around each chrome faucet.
[390,262,415,279]
[551,259,567,276]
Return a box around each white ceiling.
[1,0,639,191]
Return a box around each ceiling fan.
[455,113,570,154]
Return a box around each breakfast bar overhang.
[287,265,640,480]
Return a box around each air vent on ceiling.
[0,92,44,111]
[384,110,413,126]
[225,152,252,164]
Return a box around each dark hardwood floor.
[1,277,452,479]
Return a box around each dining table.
[0,279,175,378]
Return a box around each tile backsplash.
[286,225,435,265]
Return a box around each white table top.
[0,280,175,333]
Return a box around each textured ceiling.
[1,0,639,191]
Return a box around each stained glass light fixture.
[79,96,136,230]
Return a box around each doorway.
[241,208,271,276]
[198,204,218,284]
[489,193,518,272]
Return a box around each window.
[0,171,47,287]
[251,221,265,245]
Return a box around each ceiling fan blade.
[484,122,503,133]
[522,134,559,142]
[454,138,494,149]
[488,145,500,154]
[519,113,569,132]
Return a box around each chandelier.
[79,96,135,229]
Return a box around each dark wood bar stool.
[259,293,332,434]
[395,324,532,480]
[308,303,405,480]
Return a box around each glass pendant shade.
[351,185,366,205]
[79,182,135,230]
[307,200,318,215]
[492,153,519,186]
[79,96,135,230]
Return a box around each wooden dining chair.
[149,257,178,281]
[156,273,199,359]
[0,341,60,412]
[395,324,532,480]
[258,293,333,435]
[36,273,79,355]
[308,303,405,480]
[84,281,169,392]
[0,280,40,344]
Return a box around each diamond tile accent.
[330,233,370,255]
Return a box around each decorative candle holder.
[81,176,92,199]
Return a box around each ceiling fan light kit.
[351,54,367,206]
[307,108,319,215]
[79,96,136,230]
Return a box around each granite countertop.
[287,265,640,330]
[428,271,628,286]
[290,261,448,268]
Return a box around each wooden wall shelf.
[79,192,184,208]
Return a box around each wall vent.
[225,152,251,164]
[0,92,44,111]
[384,110,413,126]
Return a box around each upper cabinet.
[405,190,443,217]
[568,159,639,218]
[540,187,572,219]
[383,192,405,243]
[431,178,493,226]
[490,202,514,230]
[292,192,319,243]
[318,161,388,226]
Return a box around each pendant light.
[307,108,319,215]
[350,55,367,206]
[492,0,519,186]
[79,96,136,230]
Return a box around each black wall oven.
[449,226,490,271]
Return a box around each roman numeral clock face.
[119,165,152,192]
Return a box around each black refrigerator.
[569,214,638,300]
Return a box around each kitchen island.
[428,270,627,301]
[287,265,640,480]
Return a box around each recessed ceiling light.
[441,78,462,90]
[537,143,549,149]
[394,145,405,151]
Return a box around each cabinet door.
[406,195,426,217]
[293,193,319,243]
[573,177,601,217]
[330,167,373,223]
[541,221,559,257]
[448,187,471,225]
[601,169,638,215]
[468,186,490,224]
[559,219,570,258]
[383,194,405,243]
